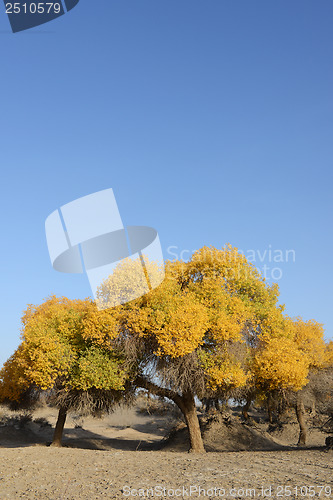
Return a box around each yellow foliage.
[0,346,30,400]
[96,257,163,309]
[252,336,309,391]
[206,360,248,390]
[1,245,327,404]
[322,341,333,367]
[153,296,209,357]
[0,296,127,401]
[97,247,325,394]
[70,348,126,391]
[80,307,119,347]
[291,317,326,368]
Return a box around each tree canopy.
[0,245,328,452]
[0,296,131,445]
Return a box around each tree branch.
[134,376,185,412]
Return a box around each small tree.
[0,297,132,446]
[295,344,333,435]
[251,317,328,444]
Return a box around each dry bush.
[33,417,52,428]
[0,411,33,429]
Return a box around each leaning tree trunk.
[135,377,206,453]
[180,391,206,453]
[242,395,252,421]
[51,406,67,447]
[295,394,308,446]
[203,398,214,413]
[214,398,221,412]
[267,393,274,424]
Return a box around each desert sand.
[0,404,332,499]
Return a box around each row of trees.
[1,245,332,452]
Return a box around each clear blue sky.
[0,0,332,367]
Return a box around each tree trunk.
[135,377,206,453]
[295,395,307,446]
[242,396,252,421]
[214,399,221,412]
[51,406,67,447]
[267,394,273,424]
[277,399,287,423]
[180,391,206,453]
[203,397,212,413]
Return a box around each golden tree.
[0,296,131,446]
[251,314,327,444]
[98,245,287,452]
[1,245,327,452]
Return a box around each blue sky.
[0,0,332,367]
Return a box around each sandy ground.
[0,448,332,499]
[0,405,332,499]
